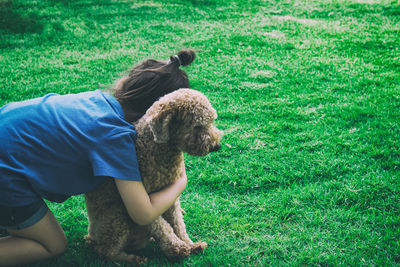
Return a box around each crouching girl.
[0,50,195,266]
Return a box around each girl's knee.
[51,245,67,257]
[49,231,68,256]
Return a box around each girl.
[0,49,196,266]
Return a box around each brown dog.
[84,89,223,264]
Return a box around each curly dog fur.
[84,89,223,264]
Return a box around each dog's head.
[144,89,223,156]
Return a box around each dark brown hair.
[114,49,196,122]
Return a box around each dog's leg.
[162,198,207,254]
[88,232,147,264]
[163,198,192,243]
[125,224,151,251]
[149,216,192,259]
[85,203,148,264]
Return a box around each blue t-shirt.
[0,90,142,207]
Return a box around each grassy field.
[1,0,400,266]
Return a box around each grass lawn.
[1,0,400,266]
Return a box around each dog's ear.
[147,104,175,143]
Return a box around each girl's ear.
[147,104,175,143]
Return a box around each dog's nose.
[210,144,221,152]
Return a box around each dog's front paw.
[165,242,191,259]
[133,255,148,265]
[190,241,207,254]
[118,254,148,265]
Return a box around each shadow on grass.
[0,229,9,237]
[0,0,43,33]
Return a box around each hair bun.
[176,49,195,66]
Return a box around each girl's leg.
[0,210,67,266]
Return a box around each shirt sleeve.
[89,131,142,181]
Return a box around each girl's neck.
[115,98,143,123]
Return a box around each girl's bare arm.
[114,168,187,225]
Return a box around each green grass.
[1,0,400,266]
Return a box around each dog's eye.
[194,126,203,131]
